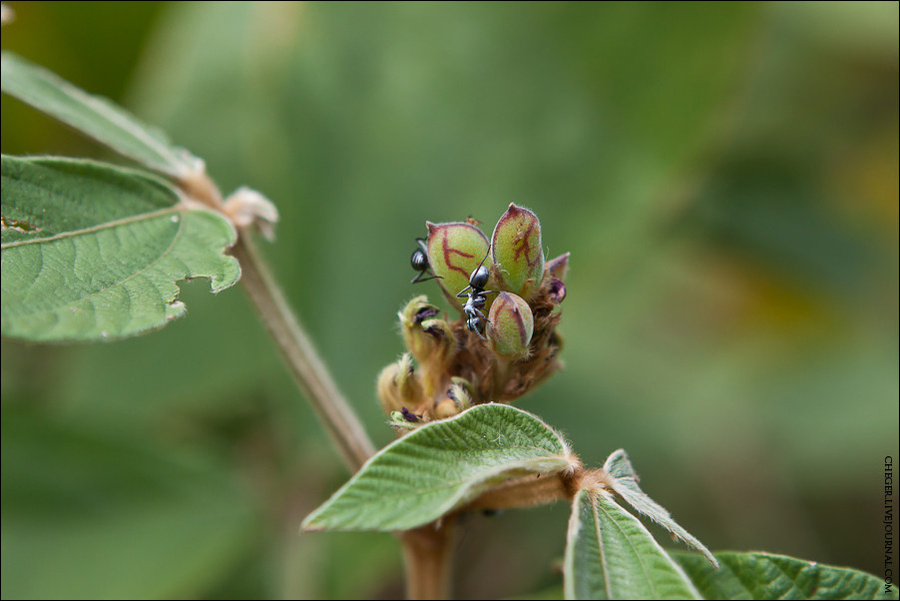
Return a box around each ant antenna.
[457,250,491,297]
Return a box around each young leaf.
[675,551,896,600]
[302,404,575,532]
[603,449,718,567]
[1,155,239,342]
[0,51,201,178]
[564,489,701,600]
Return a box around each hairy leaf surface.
[676,551,897,600]
[1,156,239,341]
[564,489,700,600]
[604,449,717,567]
[303,404,574,531]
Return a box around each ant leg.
[474,322,488,340]
[411,271,442,284]
[472,308,489,340]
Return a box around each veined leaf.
[303,404,575,531]
[675,551,897,601]
[564,489,701,600]
[1,51,201,177]
[1,155,239,342]
[603,449,718,567]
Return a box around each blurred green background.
[2,1,897,598]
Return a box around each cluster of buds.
[379,204,569,431]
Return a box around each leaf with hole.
[1,155,239,342]
[303,404,575,531]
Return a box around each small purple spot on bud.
[401,407,421,423]
[414,306,440,324]
[549,276,567,304]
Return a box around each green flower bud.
[399,296,455,366]
[448,377,475,410]
[433,377,475,420]
[425,221,491,309]
[487,292,534,359]
[418,318,456,364]
[399,295,440,327]
[491,204,544,300]
[376,353,423,415]
[389,409,422,430]
[377,362,404,414]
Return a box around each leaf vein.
[1,206,181,249]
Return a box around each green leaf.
[603,449,717,567]
[303,404,575,531]
[564,489,700,600]
[675,551,897,601]
[1,155,239,342]
[0,51,201,177]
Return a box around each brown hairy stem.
[400,520,457,600]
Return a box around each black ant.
[456,253,496,340]
[410,238,441,284]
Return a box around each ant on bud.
[410,237,441,284]
[457,253,496,340]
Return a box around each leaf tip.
[300,512,326,532]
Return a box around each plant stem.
[232,231,375,471]
[400,520,456,600]
[234,231,456,598]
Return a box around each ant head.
[410,247,428,271]
[410,237,442,284]
[467,250,491,289]
[470,264,489,290]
